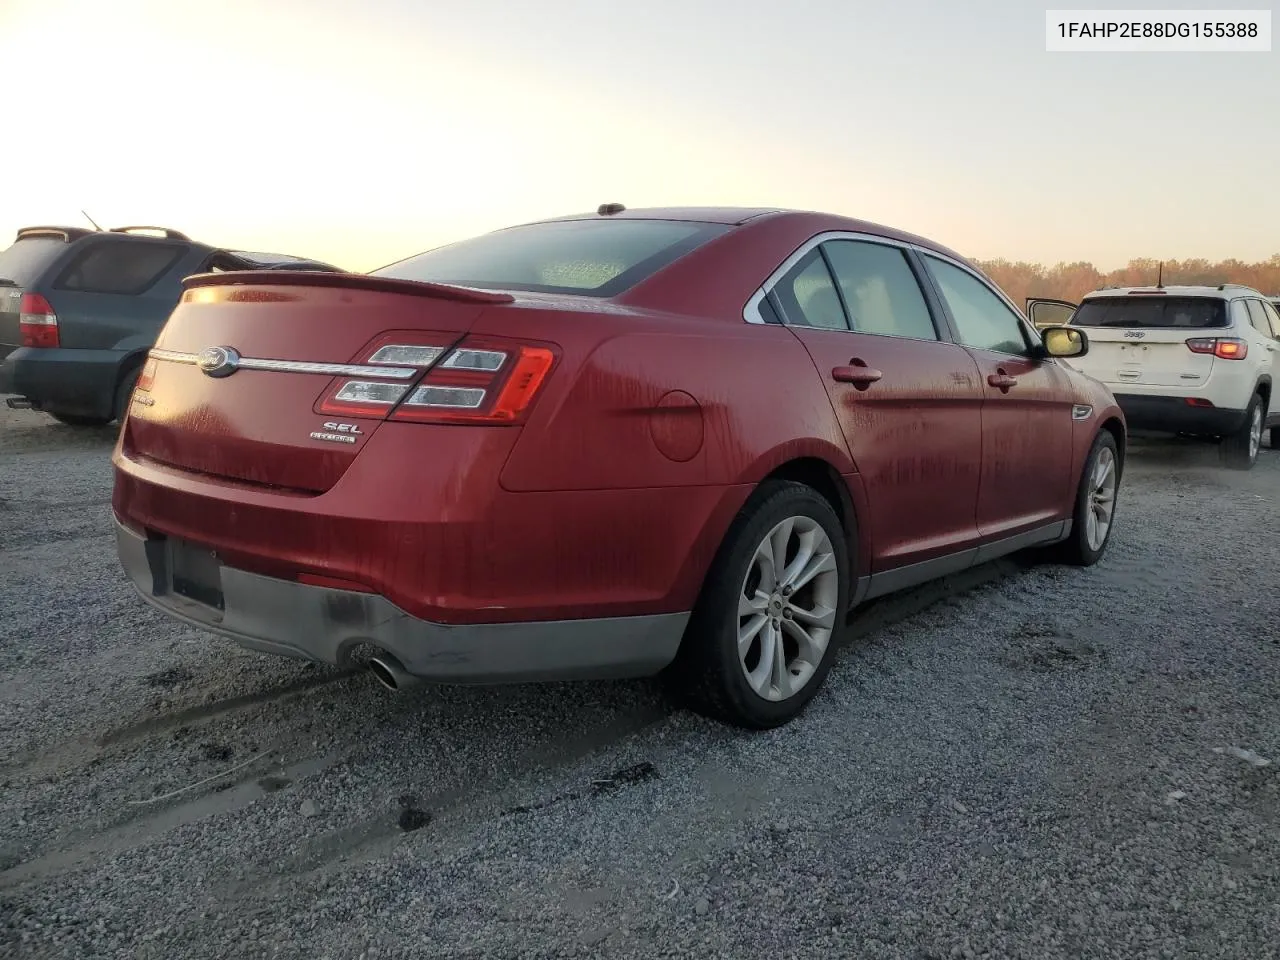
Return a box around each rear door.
[0,233,73,360]
[1067,295,1229,389]
[763,239,985,570]
[1027,297,1078,330]
[44,237,202,350]
[920,254,1076,540]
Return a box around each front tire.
[1051,430,1120,567]
[1220,394,1263,470]
[671,480,850,729]
[1270,425,1280,451]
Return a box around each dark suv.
[0,225,341,426]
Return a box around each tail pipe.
[367,652,420,692]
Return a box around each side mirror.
[1041,325,1088,358]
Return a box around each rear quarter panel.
[476,307,863,609]
[489,315,854,491]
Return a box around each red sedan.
[111,206,1125,728]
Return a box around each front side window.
[772,250,848,330]
[372,218,729,297]
[55,241,183,295]
[821,240,938,341]
[924,255,1031,356]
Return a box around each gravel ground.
[2,402,1279,960]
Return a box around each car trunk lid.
[122,271,509,493]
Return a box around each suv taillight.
[316,335,558,425]
[18,293,59,348]
[1186,337,1248,360]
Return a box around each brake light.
[18,293,59,348]
[392,339,556,424]
[135,356,158,393]
[1185,337,1247,360]
[315,335,558,424]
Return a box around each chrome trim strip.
[147,348,418,380]
[742,229,1046,358]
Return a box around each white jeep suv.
[1028,285,1280,469]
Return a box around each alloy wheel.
[1085,446,1117,551]
[737,516,840,702]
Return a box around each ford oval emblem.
[197,346,241,378]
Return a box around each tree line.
[972,255,1280,310]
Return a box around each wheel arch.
[671,449,867,621]
[1098,415,1126,473]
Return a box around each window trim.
[52,238,186,297]
[743,230,951,344]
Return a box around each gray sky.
[4,0,1276,270]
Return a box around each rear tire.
[49,412,112,427]
[1220,394,1263,470]
[670,480,850,730]
[1049,430,1120,567]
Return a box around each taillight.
[18,293,59,348]
[315,336,558,425]
[1186,337,1248,360]
[135,356,158,393]
[393,340,555,424]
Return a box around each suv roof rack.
[16,226,95,243]
[1216,283,1250,291]
[109,226,191,241]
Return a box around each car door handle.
[832,364,883,388]
[988,372,1018,391]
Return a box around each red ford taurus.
[111,206,1125,728]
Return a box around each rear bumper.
[1114,394,1248,436]
[0,346,129,416]
[115,517,689,682]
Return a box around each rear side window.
[1071,296,1227,329]
[372,219,730,297]
[822,240,938,341]
[1261,300,1280,337]
[1245,299,1275,338]
[0,237,67,287]
[54,241,184,295]
[772,250,848,330]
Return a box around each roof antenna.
[1156,261,1164,289]
[81,210,103,231]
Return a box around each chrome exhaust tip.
[368,654,418,692]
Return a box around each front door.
[765,240,985,571]
[922,256,1077,540]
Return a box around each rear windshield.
[0,237,67,288]
[371,219,730,296]
[1072,296,1228,329]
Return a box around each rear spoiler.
[16,226,90,242]
[182,270,516,304]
